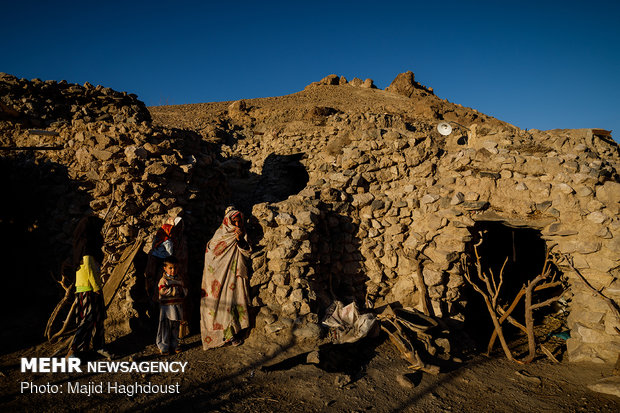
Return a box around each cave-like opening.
[462,221,566,356]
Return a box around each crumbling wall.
[214,76,620,363]
[4,71,619,364]
[0,72,150,126]
[0,74,227,340]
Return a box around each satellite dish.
[437,122,453,136]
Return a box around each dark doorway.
[259,153,309,203]
[226,152,310,214]
[461,221,561,352]
[0,155,92,354]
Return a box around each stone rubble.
[1,73,226,338]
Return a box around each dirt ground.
[2,327,619,413]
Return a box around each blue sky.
[1,1,618,138]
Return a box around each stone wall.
[215,82,620,363]
[0,72,150,126]
[1,74,226,339]
[3,71,619,362]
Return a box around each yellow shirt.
[75,255,103,293]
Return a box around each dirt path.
[2,331,619,412]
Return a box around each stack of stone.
[0,72,151,126]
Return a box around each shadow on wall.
[0,154,93,355]
[224,152,309,219]
[309,200,366,315]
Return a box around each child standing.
[157,256,187,355]
[69,216,112,360]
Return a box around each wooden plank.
[27,129,60,136]
[0,146,64,151]
[103,235,144,308]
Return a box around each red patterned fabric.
[200,209,251,349]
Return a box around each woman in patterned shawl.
[200,206,251,349]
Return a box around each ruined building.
[2,71,618,363]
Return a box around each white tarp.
[321,301,377,344]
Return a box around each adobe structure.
[2,71,619,363]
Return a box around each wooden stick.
[102,186,116,222]
[462,241,520,363]
[531,295,563,310]
[492,257,508,308]
[45,271,75,340]
[523,273,545,363]
[487,288,525,354]
[488,279,562,353]
[497,308,528,333]
[521,248,564,364]
[50,336,73,357]
[540,344,559,363]
[48,300,77,343]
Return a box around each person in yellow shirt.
[68,216,110,359]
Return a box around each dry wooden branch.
[49,336,74,358]
[497,307,528,333]
[523,274,545,363]
[521,248,564,364]
[380,320,424,369]
[487,285,525,353]
[540,344,559,364]
[103,205,120,237]
[492,257,508,308]
[487,281,568,353]
[378,307,440,374]
[45,267,75,341]
[102,185,116,222]
[462,235,521,363]
[466,237,566,364]
[48,301,77,343]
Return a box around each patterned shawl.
[200,209,251,349]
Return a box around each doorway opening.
[462,221,567,357]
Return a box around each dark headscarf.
[72,216,104,270]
